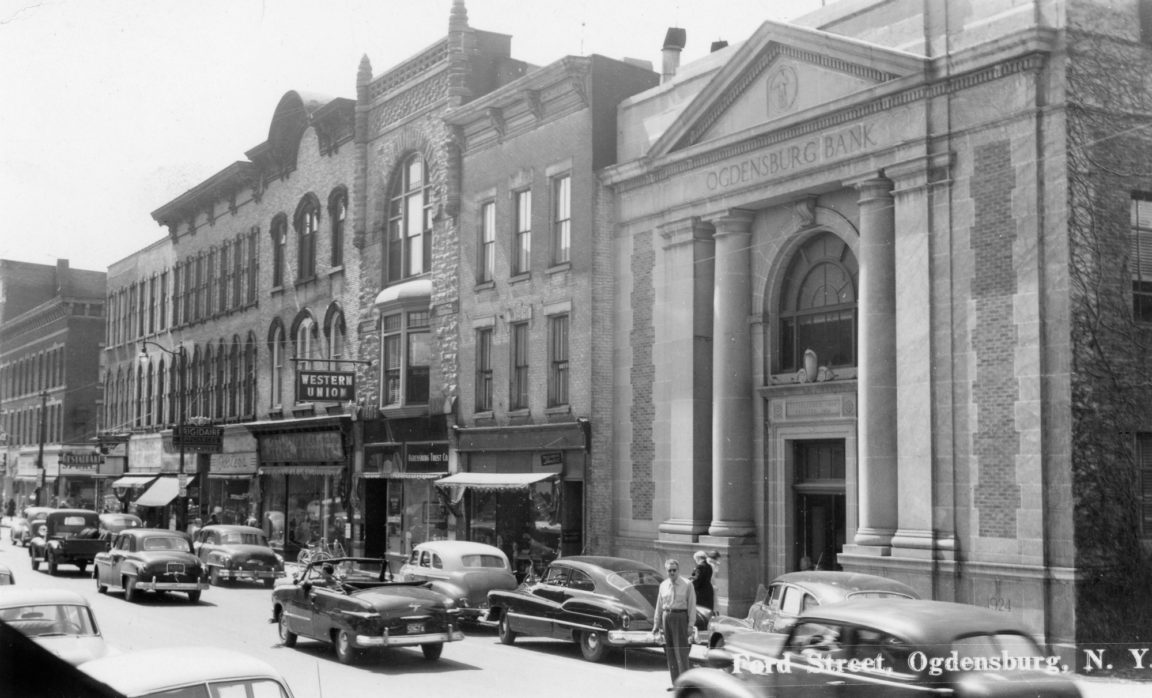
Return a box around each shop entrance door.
[792,439,846,571]
[363,480,388,558]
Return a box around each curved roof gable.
[245,90,354,174]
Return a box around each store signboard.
[174,425,224,453]
[296,370,356,402]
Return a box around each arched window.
[325,306,346,362]
[778,232,858,372]
[145,362,154,427]
[385,154,432,283]
[295,195,320,281]
[330,187,347,267]
[294,313,318,380]
[271,215,288,287]
[215,339,227,418]
[270,323,285,408]
[244,333,257,416]
[169,358,180,424]
[156,358,166,426]
[228,337,240,418]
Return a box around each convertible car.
[272,557,465,665]
[397,540,518,623]
[93,528,207,603]
[487,555,710,662]
[192,524,283,587]
[704,571,920,648]
[0,589,117,666]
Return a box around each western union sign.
[296,370,356,402]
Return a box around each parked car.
[674,598,1080,697]
[93,528,207,603]
[0,589,117,665]
[28,509,103,575]
[81,646,295,697]
[272,556,465,665]
[192,524,283,587]
[705,571,920,647]
[397,540,518,623]
[10,506,54,546]
[0,562,14,584]
[487,555,710,663]
[97,513,143,542]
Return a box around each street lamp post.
[36,390,47,506]
[138,342,187,530]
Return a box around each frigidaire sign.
[296,370,356,402]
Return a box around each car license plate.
[407,622,424,634]
[166,563,185,574]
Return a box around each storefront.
[14,448,57,508]
[449,421,588,576]
[248,415,350,560]
[358,415,449,563]
[125,431,189,527]
[206,427,258,525]
[57,450,106,511]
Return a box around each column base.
[658,518,710,539]
[850,526,894,551]
[698,535,758,617]
[708,519,757,538]
[890,529,956,561]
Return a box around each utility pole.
[36,390,47,506]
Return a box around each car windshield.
[104,517,141,531]
[220,532,268,546]
[306,558,388,583]
[51,515,98,536]
[0,604,98,637]
[139,678,290,698]
[604,568,663,591]
[847,591,915,600]
[461,554,506,569]
[142,536,192,552]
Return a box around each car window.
[787,620,847,661]
[541,566,569,586]
[115,535,133,552]
[952,632,1044,661]
[768,583,783,609]
[852,626,916,677]
[847,591,915,600]
[142,536,191,552]
[419,550,431,568]
[431,553,443,569]
[408,549,420,565]
[779,586,804,615]
[604,569,663,590]
[221,532,268,546]
[800,593,819,612]
[753,584,770,605]
[460,554,507,569]
[209,678,291,698]
[141,685,209,698]
[567,570,595,591]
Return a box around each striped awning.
[111,475,158,489]
[134,477,180,507]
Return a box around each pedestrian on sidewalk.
[653,558,697,691]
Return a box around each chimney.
[662,27,686,83]
[710,40,729,52]
[55,258,71,297]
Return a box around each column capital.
[845,174,893,204]
[885,153,952,196]
[659,217,714,250]
[706,208,756,237]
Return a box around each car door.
[833,625,926,697]
[773,619,852,697]
[770,584,814,634]
[195,529,219,562]
[279,566,317,639]
[99,534,130,586]
[533,565,571,638]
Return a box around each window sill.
[547,262,571,275]
[328,265,344,277]
[544,405,570,416]
[271,286,284,296]
[473,410,494,419]
[474,280,495,292]
[508,408,530,418]
[295,276,317,288]
[509,272,531,285]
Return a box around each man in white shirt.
[652,558,697,690]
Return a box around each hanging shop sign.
[60,451,103,476]
[174,425,224,453]
[296,370,356,402]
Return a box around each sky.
[0,0,822,272]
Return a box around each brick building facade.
[0,259,106,510]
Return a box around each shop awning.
[257,465,344,476]
[361,471,446,480]
[134,477,179,507]
[434,472,556,490]
[112,475,158,489]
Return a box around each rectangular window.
[514,190,532,275]
[407,311,431,404]
[478,201,495,283]
[475,328,493,412]
[206,249,216,317]
[247,230,258,304]
[382,314,402,406]
[1131,196,1152,322]
[159,271,168,330]
[233,234,243,308]
[148,277,156,334]
[332,197,346,267]
[194,254,205,321]
[552,175,571,265]
[548,314,569,407]
[510,322,529,410]
[1140,434,1152,538]
[219,242,231,312]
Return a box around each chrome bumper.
[355,629,466,647]
[219,569,280,580]
[606,629,663,647]
[138,580,209,592]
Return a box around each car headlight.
[37,525,47,537]
[458,596,470,608]
[274,553,284,565]
[209,553,233,567]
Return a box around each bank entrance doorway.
[793,439,846,571]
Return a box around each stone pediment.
[650,20,926,157]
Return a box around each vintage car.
[81,646,295,697]
[674,598,1081,697]
[93,528,207,603]
[97,512,143,541]
[272,556,465,665]
[10,506,54,546]
[487,555,710,662]
[704,571,920,647]
[0,562,14,584]
[397,540,518,623]
[0,589,117,665]
[192,524,283,587]
[28,509,104,575]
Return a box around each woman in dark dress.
[690,550,714,610]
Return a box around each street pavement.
[0,522,1146,697]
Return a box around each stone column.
[659,218,714,539]
[847,176,897,553]
[708,209,757,538]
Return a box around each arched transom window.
[778,231,858,372]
